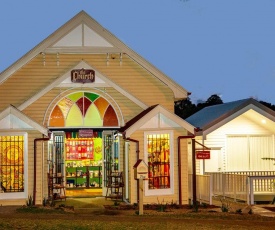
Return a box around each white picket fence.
[189,171,275,205]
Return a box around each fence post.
[222,173,226,198]
[250,177,254,205]
[233,175,236,202]
[209,174,213,205]
[246,176,249,205]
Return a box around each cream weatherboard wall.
[0,11,191,206]
[0,54,175,114]
[126,128,190,205]
[195,114,275,174]
[0,130,46,206]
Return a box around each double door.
[48,131,120,197]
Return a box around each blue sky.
[1,0,275,104]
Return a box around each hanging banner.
[196,150,210,159]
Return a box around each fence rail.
[188,174,213,204]
[189,171,275,205]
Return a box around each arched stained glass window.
[49,92,119,127]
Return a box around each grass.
[1,197,274,229]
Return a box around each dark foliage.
[259,100,275,111]
[175,94,223,119]
[175,96,275,120]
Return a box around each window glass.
[147,133,170,189]
[0,135,24,192]
[227,135,274,171]
[49,92,118,127]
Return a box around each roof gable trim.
[0,11,189,99]
[0,106,48,136]
[51,23,114,48]
[122,105,195,137]
[203,103,275,136]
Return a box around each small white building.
[186,98,275,174]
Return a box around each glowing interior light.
[261,119,266,124]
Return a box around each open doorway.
[47,130,119,199]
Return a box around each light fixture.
[120,53,122,66]
[56,52,59,66]
[106,53,109,66]
[261,119,266,124]
[40,52,46,66]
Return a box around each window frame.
[0,132,28,200]
[226,134,275,171]
[144,130,174,196]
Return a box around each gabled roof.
[186,98,275,134]
[120,104,195,137]
[0,105,49,136]
[0,11,189,100]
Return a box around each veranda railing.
[189,171,275,205]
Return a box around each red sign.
[196,150,210,159]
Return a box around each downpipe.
[33,133,51,205]
[177,132,196,206]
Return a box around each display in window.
[66,138,94,160]
[0,136,24,192]
[147,134,170,189]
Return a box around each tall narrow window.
[145,131,174,196]
[0,135,24,193]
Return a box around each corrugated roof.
[186,98,271,130]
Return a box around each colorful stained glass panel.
[67,92,83,102]
[85,92,99,102]
[49,92,119,127]
[58,97,74,118]
[103,105,118,126]
[49,106,65,127]
[84,104,102,126]
[66,104,83,127]
[94,97,109,118]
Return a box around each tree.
[259,101,275,111]
[205,94,223,106]
[175,94,223,119]
[175,97,196,119]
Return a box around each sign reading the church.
[71,69,95,83]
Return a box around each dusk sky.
[1,0,275,104]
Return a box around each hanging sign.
[71,68,95,83]
[196,150,210,159]
[79,129,94,138]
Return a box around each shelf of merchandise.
[105,171,124,200]
[48,173,66,201]
[66,165,102,189]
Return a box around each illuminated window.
[0,135,25,193]
[49,92,118,127]
[145,131,174,196]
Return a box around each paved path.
[252,205,275,218]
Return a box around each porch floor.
[66,188,103,198]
